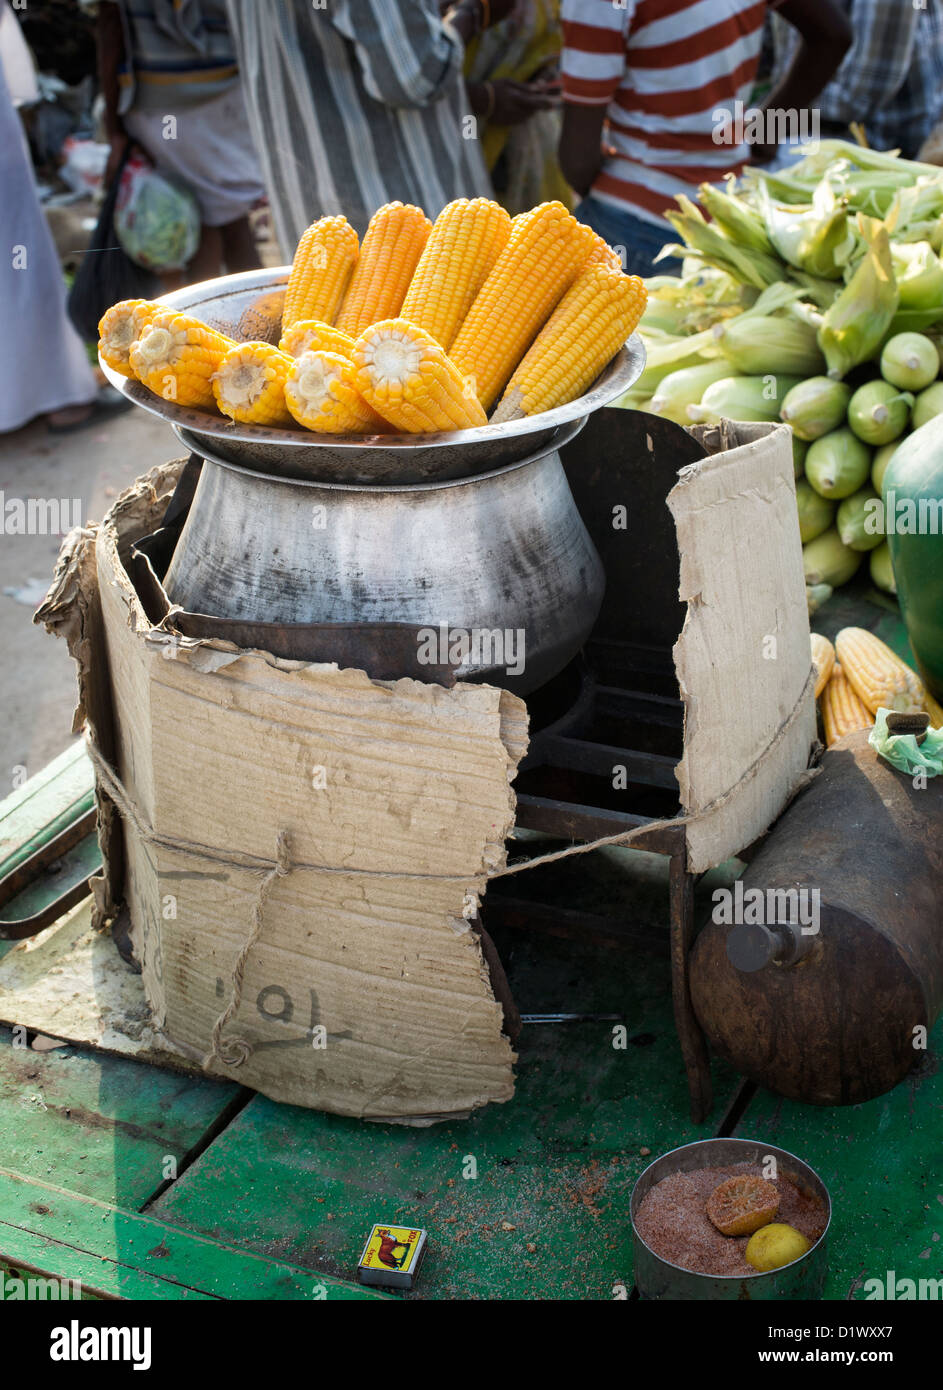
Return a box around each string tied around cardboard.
[84,665,816,1072]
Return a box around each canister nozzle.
[725,918,817,971]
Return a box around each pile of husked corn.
[811,628,943,747]
[98,197,646,436]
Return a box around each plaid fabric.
[771,0,943,159]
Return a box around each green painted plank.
[0,1030,240,1210]
[0,1169,385,1300]
[733,1017,943,1301]
[0,742,95,877]
[152,853,744,1300]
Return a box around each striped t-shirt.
[561,0,772,227]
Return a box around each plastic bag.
[869,708,943,777]
[113,149,200,273]
[66,142,159,342]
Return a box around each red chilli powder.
[635,1162,827,1277]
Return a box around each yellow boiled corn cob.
[213,341,294,426]
[282,215,359,329]
[834,627,933,717]
[98,299,161,378]
[821,663,874,747]
[492,264,647,422]
[284,349,388,434]
[449,201,596,411]
[278,319,356,360]
[399,197,511,351]
[810,633,836,698]
[335,202,431,339]
[129,310,235,409]
[352,318,487,433]
[584,231,624,272]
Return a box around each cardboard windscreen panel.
[39,461,525,1121]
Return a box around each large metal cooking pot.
[163,420,605,694]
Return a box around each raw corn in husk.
[817,219,900,379]
[803,528,863,588]
[870,542,897,593]
[871,440,900,494]
[890,241,943,309]
[696,182,776,256]
[792,435,808,479]
[687,373,802,424]
[807,583,833,615]
[648,360,731,424]
[796,479,837,543]
[880,333,938,391]
[711,313,825,377]
[836,486,884,551]
[911,381,943,429]
[847,380,913,446]
[755,179,856,280]
[804,428,872,498]
[780,376,851,441]
[664,196,785,289]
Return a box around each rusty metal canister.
[689,730,943,1106]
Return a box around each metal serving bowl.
[98,267,646,485]
[630,1138,831,1301]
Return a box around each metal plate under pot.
[98,267,646,485]
[164,418,604,696]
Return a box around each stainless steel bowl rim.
[630,1137,832,1281]
[99,265,646,451]
[172,415,587,492]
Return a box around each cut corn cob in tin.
[213,341,294,426]
[400,197,511,351]
[278,319,356,361]
[236,289,286,345]
[810,632,836,698]
[335,202,432,339]
[284,349,388,434]
[282,215,359,330]
[98,299,161,377]
[129,310,235,409]
[491,264,647,422]
[834,627,930,715]
[352,318,487,433]
[449,201,597,411]
[821,663,874,747]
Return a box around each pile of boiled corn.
[811,627,943,746]
[619,140,943,613]
[98,198,646,436]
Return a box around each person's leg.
[575,196,682,279]
[219,215,262,274]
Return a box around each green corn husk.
[837,486,884,552]
[803,527,863,588]
[869,541,897,594]
[796,479,837,543]
[890,241,943,309]
[806,582,834,615]
[912,381,943,429]
[872,440,902,495]
[880,332,940,391]
[805,427,872,498]
[632,326,719,397]
[711,313,825,377]
[817,219,900,378]
[665,196,785,289]
[687,373,803,425]
[697,181,776,256]
[649,361,732,424]
[847,380,913,446]
[780,376,852,441]
[756,179,856,280]
[792,434,809,479]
